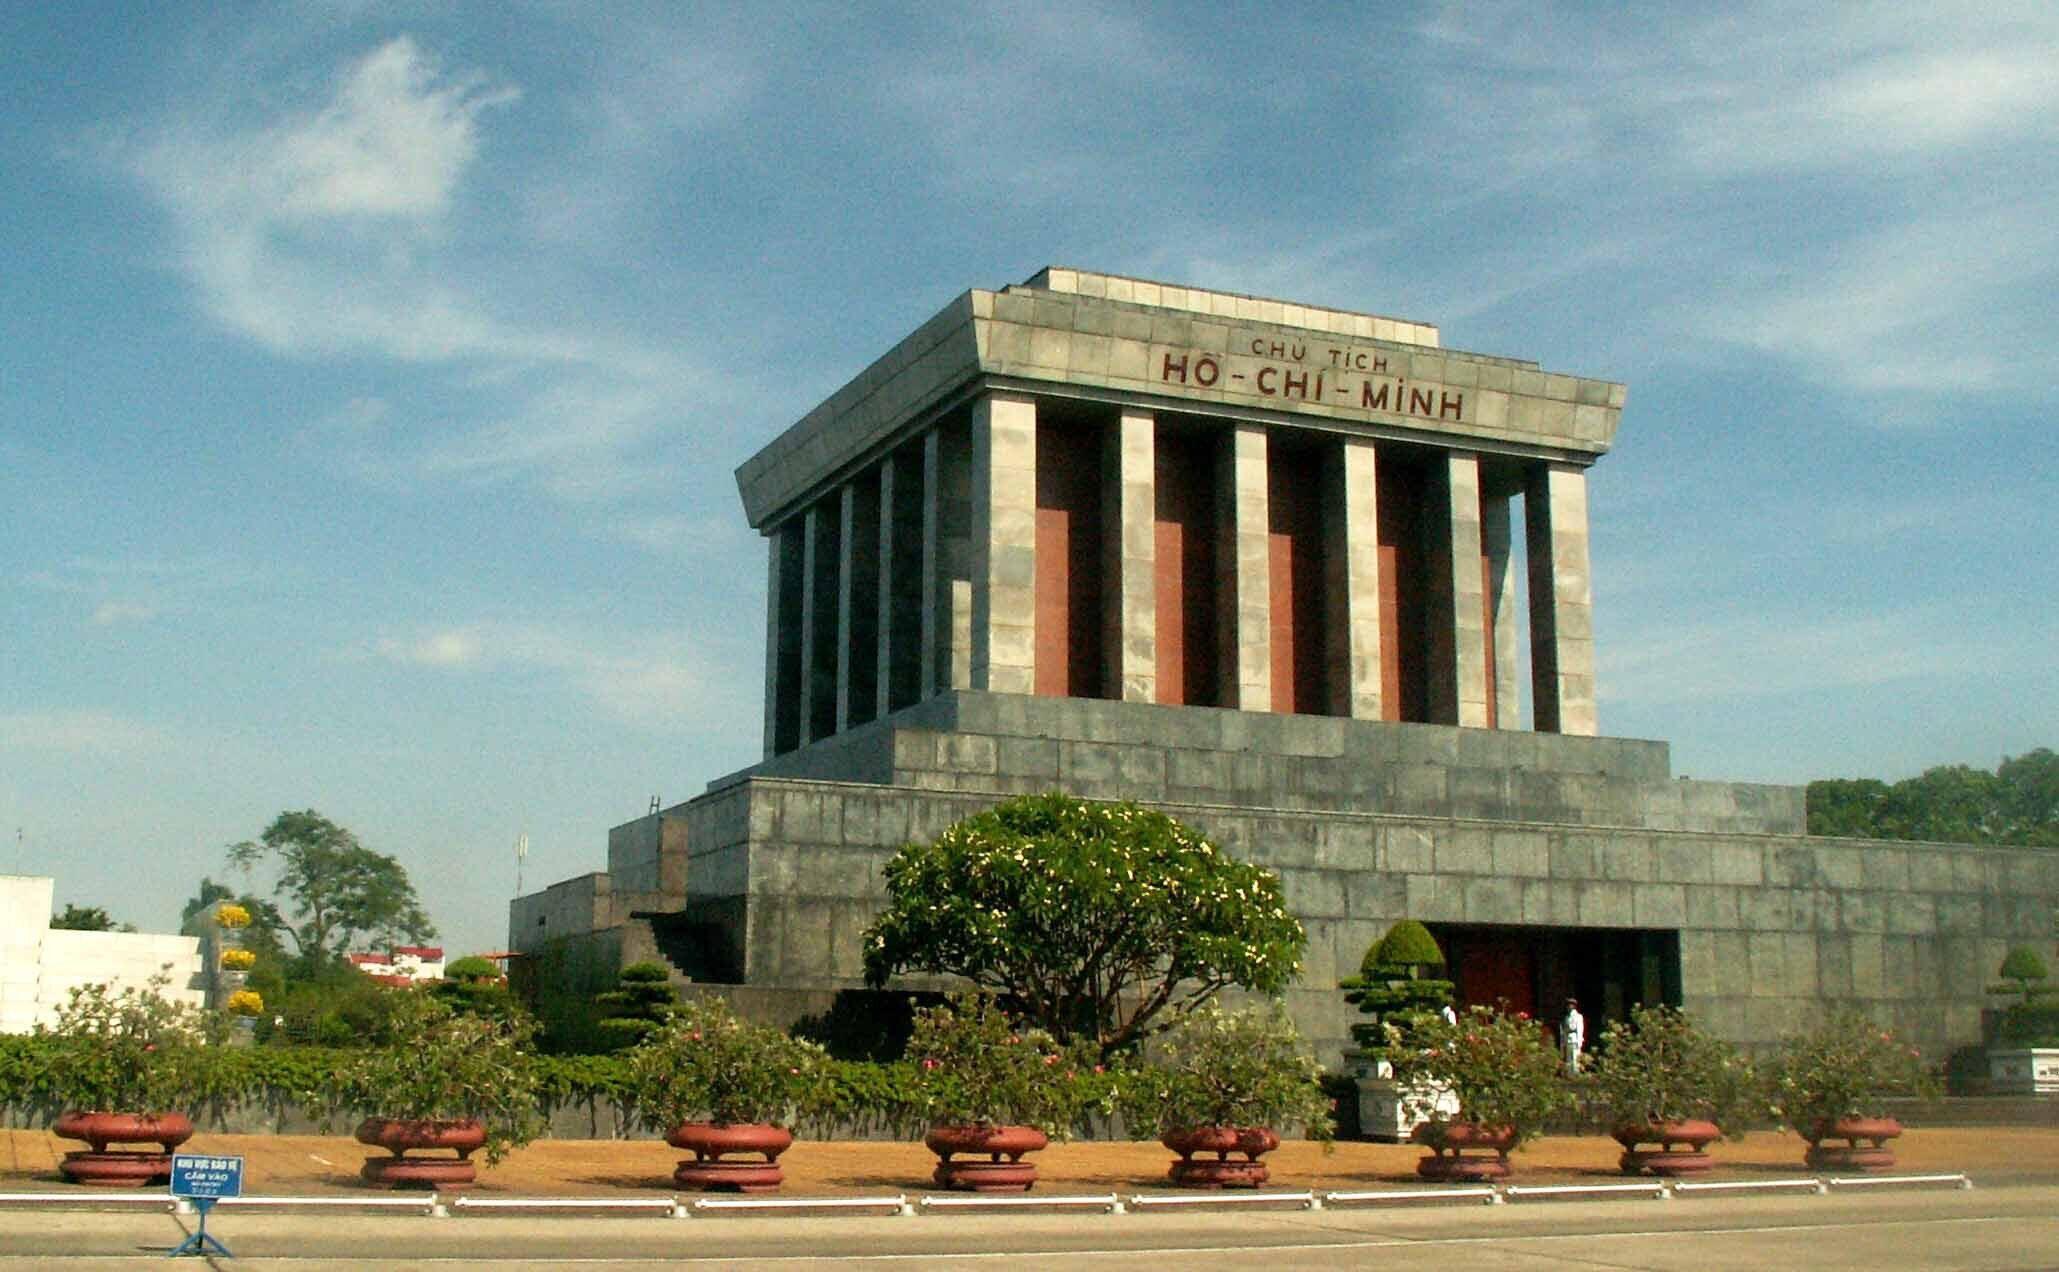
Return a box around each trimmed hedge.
[0,1035,1135,1140]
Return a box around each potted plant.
[626,996,826,1192]
[1117,1000,1332,1188]
[319,990,541,1189]
[1391,1005,1570,1181]
[1586,1005,1760,1176]
[35,973,208,1185]
[1764,1011,1937,1171]
[1338,919,1459,1140]
[908,992,1096,1192]
[1987,946,2059,1095]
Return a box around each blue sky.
[4,4,2055,960]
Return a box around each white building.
[345,944,444,985]
[0,875,205,1034]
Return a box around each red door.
[1455,933,1536,1019]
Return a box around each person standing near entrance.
[1561,999,1586,1075]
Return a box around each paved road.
[3,1183,2052,1269]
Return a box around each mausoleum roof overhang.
[735,267,1627,530]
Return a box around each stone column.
[1482,491,1521,730]
[1216,423,1272,712]
[877,448,924,718]
[1527,462,1598,735]
[971,393,1037,695]
[797,500,838,744]
[1105,408,1157,703]
[923,424,974,696]
[1443,453,1490,728]
[835,479,880,733]
[762,531,788,758]
[1327,437,1383,720]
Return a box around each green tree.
[1804,778,1891,838]
[50,904,126,932]
[861,793,1306,1056]
[1806,749,2058,847]
[226,810,436,973]
[1997,748,2059,846]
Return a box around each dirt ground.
[6,1126,2057,1195]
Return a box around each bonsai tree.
[863,793,1306,1056]
[1586,1005,1761,1134]
[1764,1011,1937,1131]
[596,962,681,1049]
[1340,919,1453,1052]
[431,955,526,1024]
[36,973,209,1116]
[1989,946,2053,1006]
[906,991,1097,1133]
[320,989,542,1166]
[1393,1005,1570,1149]
[1118,1000,1332,1140]
[626,997,825,1130]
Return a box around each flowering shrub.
[863,794,1306,1055]
[1586,1005,1760,1133]
[1764,1011,1938,1128]
[907,991,1099,1133]
[225,990,265,1018]
[1390,1005,1569,1148]
[33,972,208,1112]
[626,997,825,1128]
[317,990,542,1164]
[1117,1000,1332,1141]
[214,904,251,929]
[219,948,257,971]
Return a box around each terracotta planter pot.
[667,1122,793,1193]
[354,1117,489,1189]
[924,1124,1047,1192]
[1612,1118,1721,1176]
[53,1112,193,1186]
[1161,1125,1280,1188]
[1802,1115,1902,1173]
[1415,1121,1519,1182]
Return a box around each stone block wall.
[668,772,2054,1067]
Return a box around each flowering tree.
[861,793,1305,1056]
[1391,1005,1570,1147]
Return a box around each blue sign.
[169,1155,241,1258]
[170,1154,244,1200]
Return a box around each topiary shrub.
[1989,946,2054,1006]
[1340,919,1454,1053]
[595,962,680,1050]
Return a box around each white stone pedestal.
[1988,1047,2059,1095]
[1348,1054,1460,1142]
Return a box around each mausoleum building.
[513,269,2058,1065]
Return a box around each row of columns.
[764,391,1597,756]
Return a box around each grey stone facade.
[517,691,2054,1067]
[512,268,2057,1071]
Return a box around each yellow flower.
[225,989,264,1017]
[220,948,257,970]
[215,903,252,929]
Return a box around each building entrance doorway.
[1430,923,1680,1047]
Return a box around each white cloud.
[22,555,254,627]
[90,601,158,626]
[124,35,729,505]
[1603,604,1994,707]
[365,620,747,727]
[0,711,173,756]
